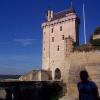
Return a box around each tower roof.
[51,8,76,21]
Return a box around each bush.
[73,44,93,52]
[93,27,100,35]
[89,27,100,46]
[90,39,100,46]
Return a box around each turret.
[65,36,74,52]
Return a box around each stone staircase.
[86,65,100,96]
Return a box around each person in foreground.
[77,70,100,100]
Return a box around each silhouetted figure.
[77,70,99,100]
[5,88,13,100]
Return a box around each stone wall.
[69,51,100,66]
[63,51,100,100]
[42,11,79,80]
[19,51,100,100]
[19,70,39,81]
[19,70,52,81]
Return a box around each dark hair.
[80,70,89,80]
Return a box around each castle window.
[51,28,53,33]
[57,45,59,51]
[60,26,62,31]
[52,37,54,42]
[62,35,64,40]
[44,48,45,51]
[55,68,61,80]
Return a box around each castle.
[42,8,80,81]
[19,7,100,100]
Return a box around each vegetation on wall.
[90,27,100,46]
[90,39,100,46]
[92,27,100,35]
[73,44,93,52]
[73,44,100,52]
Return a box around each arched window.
[55,68,61,80]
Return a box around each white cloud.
[14,38,36,47]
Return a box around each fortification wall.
[69,51,100,66]
[19,70,52,81]
[64,51,100,100]
[62,51,100,82]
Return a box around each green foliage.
[93,27,100,35]
[89,27,100,46]
[73,44,100,52]
[90,39,100,46]
[50,96,59,100]
[73,44,93,52]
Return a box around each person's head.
[80,70,89,82]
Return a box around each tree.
[89,27,100,46]
[93,27,100,35]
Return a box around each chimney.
[46,10,54,21]
[50,10,54,19]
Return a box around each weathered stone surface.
[19,70,52,81]
[86,65,100,96]
[42,9,79,80]
[20,7,100,100]
[59,51,100,100]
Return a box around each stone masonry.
[41,8,100,100]
[19,8,100,100]
[42,8,80,80]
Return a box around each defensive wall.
[62,50,100,100]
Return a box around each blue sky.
[0,0,100,75]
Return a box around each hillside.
[0,75,20,80]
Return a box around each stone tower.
[42,8,80,80]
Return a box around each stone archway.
[54,68,61,80]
